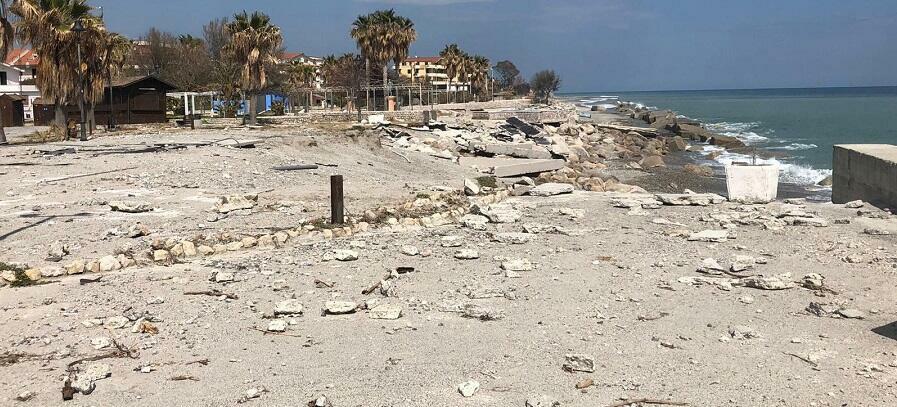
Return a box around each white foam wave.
[769,143,818,151]
[698,149,831,185]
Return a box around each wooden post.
[330,175,344,225]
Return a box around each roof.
[281,52,306,61]
[5,48,39,67]
[403,56,441,63]
[0,62,24,73]
[0,94,27,101]
[111,75,177,90]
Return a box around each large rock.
[528,183,574,197]
[639,155,665,168]
[683,164,713,177]
[469,142,553,160]
[710,134,746,149]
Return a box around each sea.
[565,87,897,187]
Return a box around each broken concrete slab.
[459,156,565,178]
[469,142,553,160]
[528,183,574,197]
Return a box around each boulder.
[710,134,746,149]
[683,164,713,177]
[639,155,665,168]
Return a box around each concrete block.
[725,164,779,203]
[469,142,553,160]
[833,144,897,208]
[459,157,565,177]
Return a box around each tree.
[493,60,520,91]
[94,31,131,129]
[351,9,416,110]
[286,62,316,111]
[438,43,462,103]
[471,55,490,101]
[225,10,283,125]
[12,0,105,130]
[321,53,366,115]
[0,0,13,144]
[531,70,561,104]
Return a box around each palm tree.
[12,0,103,131]
[439,44,462,103]
[471,55,490,101]
[350,14,373,109]
[351,9,416,110]
[288,62,316,112]
[95,32,131,129]
[0,0,14,144]
[225,10,283,125]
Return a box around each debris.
[324,301,358,315]
[454,249,480,260]
[216,194,258,214]
[460,304,504,321]
[655,193,726,206]
[575,378,594,389]
[332,250,359,262]
[109,201,153,213]
[844,200,865,208]
[458,380,480,397]
[267,320,288,332]
[369,304,403,320]
[606,398,689,407]
[687,230,729,243]
[836,308,865,319]
[528,182,574,197]
[272,164,319,171]
[185,289,238,300]
[728,325,760,340]
[273,299,304,316]
[401,245,420,256]
[526,395,561,407]
[563,354,595,373]
[741,274,795,290]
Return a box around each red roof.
[403,56,441,63]
[281,52,305,61]
[5,48,39,67]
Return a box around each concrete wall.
[205,110,427,126]
[470,110,569,123]
[833,144,897,209]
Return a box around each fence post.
[330,175,344,225]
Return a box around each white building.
[4,49,41,120]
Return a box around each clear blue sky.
[92,0,897,92]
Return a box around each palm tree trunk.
[382,64,388,111]
[365,59,370,111]
[0,125,6,145]
[447,80,452,104]
[248,95,257,125]
[54,102,66,129]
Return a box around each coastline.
[566,98,833,201]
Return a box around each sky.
[92,0,897,92]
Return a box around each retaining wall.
[833,144,897,209]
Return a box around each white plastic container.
[725,164,780,203]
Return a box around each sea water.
[566,87,897,186]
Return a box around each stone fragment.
[478,204,521,223]
[267,319,287,332]
[127,223,150,238]
[501,258,534,272]
[697,258,726,275]
[109,201,153,213]
[216,194,257,214]
[273,299,304,315]
[47,240,69,261]
[71,363,112,395]
[656,193,726,206]
[65,259,86,275]
[24,268,42,281]
[182,241,197,257]
[333,250,359,261]
[458,380,480,397]
[461,214,489,230]
[98,255,121,272]
[845,200,865,208]
[741,274,795,290]
[687,230,729,243]
[563,354,595,373]
[153,250,171,263]
[528,183,574,197]
[211,271,235,283]
[454,250,480,260]
[324,301,358,315]
[491,232,532,245]
[728,325,759,340]
[104,316,130,329]
[401,246,420,256]
[837,308,865,319]
[463,178,481,196]
[368,304,402,320]
[526,396,561,407]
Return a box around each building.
[398,56,469,91]
[0,94,26,127]
[1,49,42,120]
[34,75,176,126]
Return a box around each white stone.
[267,319,287,332]
[333,250,359,262]
[458,380,480,397]
[401,245,420,256]
[501,258,534,272]
[688,230,729,243]
[528,183,574,197]
[274,299,304,315]
[454,249,480,260]
[368,304,403,320]
[98,255,121,272]
[325,301,358,315]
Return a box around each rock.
[730,255,756,272]
[71,363,112,395]
[273,299,304,315]
[441,236,464,247]
[697,258,726,275]
[837,308,865,319]
[15,391,35,402]
[729,325,759,339]
[528,183,574,197]
[153,250,171,263]
[667,136,688,152]
[817,175,833,187]
[91,337,111,350]
[575,378,594,389]
[86,260,100,273]
[458,380,480,397]
[42,266,65,277]
[741,274,795,290]
[127,223,150,238]
[683,164,713,177]
[333,250,359,261]
[109,200,153,213]
[461,214,489,230]
[267,319,287,332]
[491,232,532,245]
[198,245,215,256]
[845,200,865,208]
[98,255,121,272]
[526,395,561,407]
[454,249,480,260]
[639,155,665,168]
[216,194,258,214]
[710,134,746,149]
[324,301,358,315]
[47,240,69,261]
[563,354,595,373]
[864,227,891,236]
[687,230,729,243]
[182,241,197,257]
[656,193,726,206]
[806,302,840,317]
[65,259,86,275]
[104,316,130,329]
[478,204,522,223]
[368,304,402,320]
[800,273,826,290]
[211,271,235,283]
[501,258,534,272]
[401,245,420,256]
[738,295,755,304]
[463,178,481,196]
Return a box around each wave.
[698,147,831,185]
[769,143,818,151]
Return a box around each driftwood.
[607,399,689,407]
[272,164,319,171]
[361,272,393,295]
[184,290,238,300]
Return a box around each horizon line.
[561,84,897,94]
